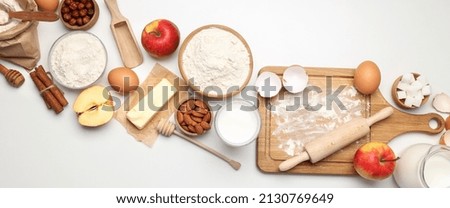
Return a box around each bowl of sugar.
[214,99,261,147]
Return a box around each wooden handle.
[279,152,310,171]
[8,11,59,22]
[411,113,445,134]
[366,107,394,126]
[104,0,125,23]
[173,131,241,170]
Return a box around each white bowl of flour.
[178,25,253,98]
[49,31,107,89]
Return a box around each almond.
[177,111,184,123]
[181,125,190,132]
[200,121,211,130]
[194,124,204,135]
[187,100,196,110]
[191,116,203,123]
[197,108,208,115]
[203,112,211,122]
[184,114,194,125]
[188,125,196,133]
[191,111,204,118]
[195,100,207,108]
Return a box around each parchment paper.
[115,63,189,147]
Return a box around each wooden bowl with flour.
[178,24,253,98]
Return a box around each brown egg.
[108,67,139,94]
[445,116,450,130]
[354,60,381,95]
[35,0,59,12]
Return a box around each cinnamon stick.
[35,65,68,107]
[30,71,63,114]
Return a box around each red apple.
[353,141,397,180]
[141,19,180,58]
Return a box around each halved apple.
[73,85,114,127]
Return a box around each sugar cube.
[406,87,418,97]
[397,82,409,91]
[404,96,414,107]
[412,97,423,107]
[422,85,431,96]
[410,80,423,91]
[414,91,424,101]
[397,90,407,99]
[417,75,429,86]
[401,73,415,84]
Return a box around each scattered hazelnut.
[78,3,85,10]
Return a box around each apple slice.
[73,85,114,127]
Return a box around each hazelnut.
[71,10,80,18]
[64,0,73,5]
[76,18,83,26]
[78,3,85,10]
[85,2,93,9]
[62,13,72,22]
[82,16,91,24]
[69,18,77,26]
[69,2,78,10]
[87,8,94,16]
[79,9,87,17]
[61,6,71,14]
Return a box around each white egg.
[282,65,308,94]
[255,72,282,98]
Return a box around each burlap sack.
[0,0,40,70]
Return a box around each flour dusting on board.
[272,86,367,156]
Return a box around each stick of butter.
[126,78,177,130]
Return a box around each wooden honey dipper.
[157,119,241,170]
[0,64,25,88]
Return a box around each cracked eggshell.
[432,93,450,113]
[440,131,450,146]
[255,72,282,98]
[282,65,308,94]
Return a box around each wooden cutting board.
[257,66,445,175]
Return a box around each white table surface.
[1,0,449,188]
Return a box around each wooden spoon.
[104,0,143,68]
[0,4,58,25]
[157,119,241,170]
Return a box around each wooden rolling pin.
[0,64,24,88]
[279,107,394,171]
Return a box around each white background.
[1,0,449,188]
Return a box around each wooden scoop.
[157,119,241,170]
[0,4,58,25]
[104,0,143,68]
[0,64,24,88]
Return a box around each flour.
[0,0,22,33]
[272,86,367,156]
[50,32,107,89]
[181,27,251,97]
